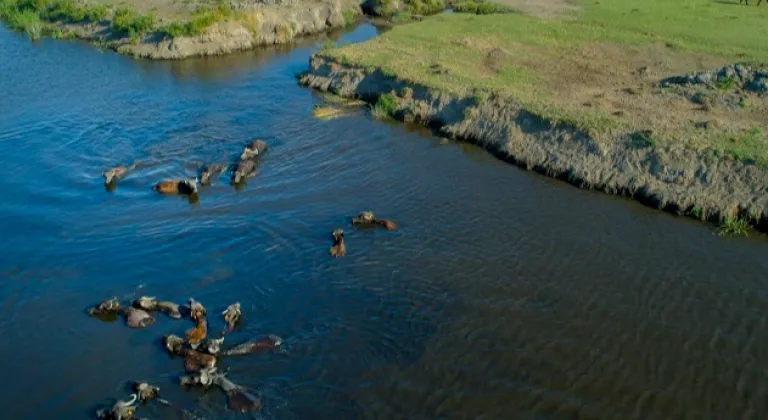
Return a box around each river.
[1,22,768,420]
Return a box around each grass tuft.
[473,89,490,104]
[370,0,445,18]
[718,217,749,237]
[738,96,749,109]
[453,0,513,15]
[717,127,768,166]
[631,130,658,149]
[407,0,445,15]
[688,206,702,219]
[370,92,399,118]
[112,7,155,41]
[342,9,356,27]
[162,4,232,38]
[43,0,106,22]
[7,8,44,39]
[715,76,735,90]
[370,102,390,119]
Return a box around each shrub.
[0,0,108,39]
[43,0,106,22]
[0,0,12,19]
[738,96,749,109]
[370,92,399,118]
[163,16,213,38]
[718,217,749,236]
[373,0,399,17]
[14,0,49,14]
[453,0,512,14]
[163,21,190,38]
[84,4,106,21]
[7,8,44,39]
[408,0,444,15]
[112,8,135,31]
[342,9,355,26]
[112,7,155,39]
[715,76,735,90]
[163,4,231,38]
[688,206,702,219]
[370,102,390,118]
[132,13,154,32]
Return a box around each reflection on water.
[1,20,768,420]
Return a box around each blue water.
[2,22,768,420]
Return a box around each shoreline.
[300,55,768,234]
[1,0,363,60]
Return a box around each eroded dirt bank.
[300,55,768,233]
[55,0,361,59]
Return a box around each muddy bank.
[300,55,768,233]
[45,0,361,59]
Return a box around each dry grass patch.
[236,10,262,37]
[487,0,579,19]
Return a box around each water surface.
[1,23,768,420]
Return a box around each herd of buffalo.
[88,296,281,419]
[93,139,399,418]
[102,139,270,196]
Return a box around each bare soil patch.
[523,42,768,156]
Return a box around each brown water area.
[0,23,767,420]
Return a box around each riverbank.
[300,0,768,234]
[0,0,362,59]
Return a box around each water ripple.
[2,22,768,420]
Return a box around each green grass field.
[321,0,768,162]
[327,0,768,95]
